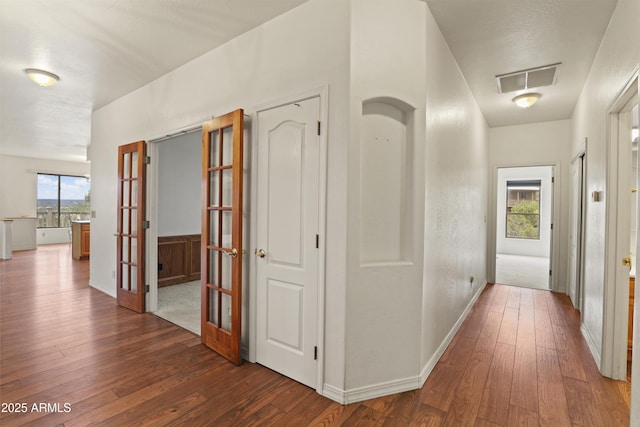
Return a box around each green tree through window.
[506,180,540,239]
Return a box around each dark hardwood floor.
[0,244,631,426]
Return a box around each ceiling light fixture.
[24,68,60,87]
[512,92,541,109]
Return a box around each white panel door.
[256,97,320,388]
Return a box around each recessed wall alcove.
[360,97,415,265]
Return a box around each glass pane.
[131,265,137,292]
[123,153,130,179]
[222,211,232,248]
[123,181,130,207]
[37,174,60,228]
[59,175,91,226]
[132,151,138,178]
[221,292,231,331]
[222,168,232,207]
[221,253,231,291]
[131,180,138,208]
[209,210,219,246]
[122,209,129,235]
[131,237,137,264]
[208,249,219,285]
[222,126,233,166]
[122,236,129,262]
[209,171,219,207]
[208,288,218,326]
[121,264,129,291]
[506,213,540,239]
[131,209,137,236]
[506,181,540,240]
[209,130,220,167]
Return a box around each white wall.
[346,0,427,395]
[90,0,350,396]
[569,0,640,421]
[0,155,90,245]
[489,120,571,291]
[496,166,553,258]
[157,132,201,236]
[420,4,489,379]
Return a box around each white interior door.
[255,97,320,388]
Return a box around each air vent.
[496,63,561,94]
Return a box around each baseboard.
[322,384,347,404]
[89,281,116,298]
[321,280,489,405]
[420,280,488,384]
[581,322,602,371]
[322,376,422,405]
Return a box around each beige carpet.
[495,254,550,290]
[154,280,200,335]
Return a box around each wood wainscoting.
[158,234,200,287]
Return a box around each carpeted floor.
[495,253,550,290]
[154,281,200,335]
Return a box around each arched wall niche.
[360,97,416,265]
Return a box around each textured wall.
[420,4,489,374]
[571,0,640,369]
[90,0,351,393]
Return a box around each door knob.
[622,257,632,268]
[222,248,238,258]
[255,248,266,258]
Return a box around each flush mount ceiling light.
[24,68,60,87]
[512,93,541,109]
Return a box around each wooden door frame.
[248,86,329,394]
[602,70,638,380]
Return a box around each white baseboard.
[89,281,116,298]
[581,322,601,371]
[321,280,489,405]
[420,280,488,384]
[322,376,422,405]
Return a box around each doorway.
[603,71,638,380]
[495,166,554,290]
[153,131,202,335]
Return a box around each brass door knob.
[255,248,266,258]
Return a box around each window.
[37,174,91,228]
[506,180,540,239]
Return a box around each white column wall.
[90,0,350,394]
[346,0,427,395]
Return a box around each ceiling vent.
[496,63,561,94]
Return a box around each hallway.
[0,245,631,426]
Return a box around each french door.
[116,140,147,313]
[201,109,244,364]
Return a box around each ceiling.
[0,0,309,162]
[0,0,619,163]
[426,0,618,127]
